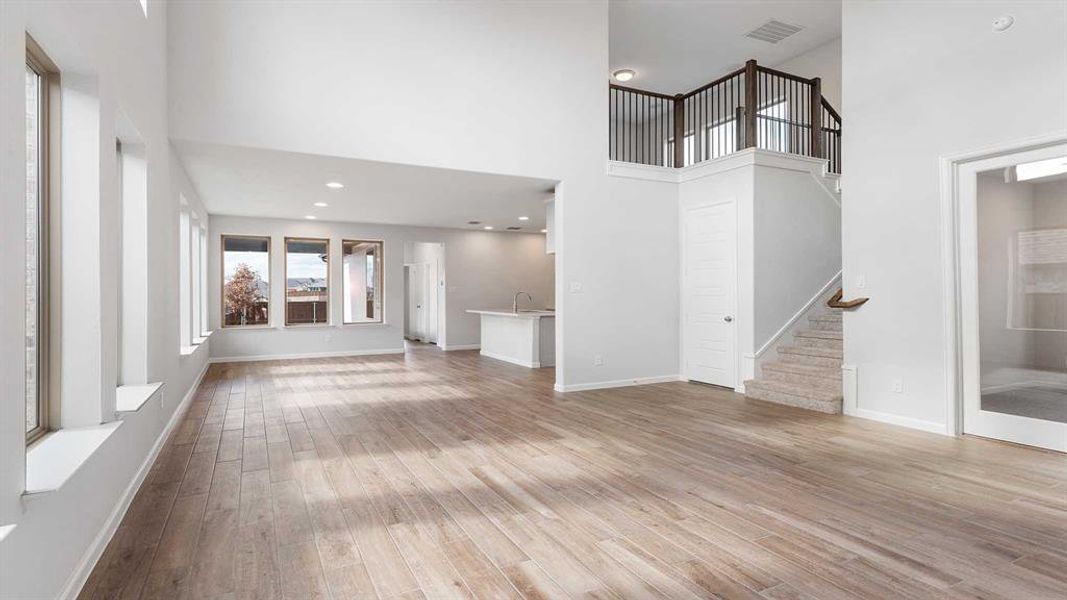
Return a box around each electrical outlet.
[891,378,903,393]
[594,354,604,366]
[569,281,583,293]
[856,275,867,289]
[324,334,333,343]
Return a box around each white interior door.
[406,264,426,341]
[958,144,1067,451]
[684,201,737,388]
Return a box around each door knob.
[723,316,733,322]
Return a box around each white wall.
[774,37,842,109]
[209,216,554,360]
[675,149,841,386]
[0,1,212,598]
[169,0,682,389]
[842,1,1067,431]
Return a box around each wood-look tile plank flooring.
[80,347,1067,599]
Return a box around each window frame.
[25,36,58,445]
[341,239,385,325]
[220,234,272,328]
[284,237,331,327]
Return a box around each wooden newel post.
[673,94,685,168]
[809,76,824,158]
[743,59,757,149]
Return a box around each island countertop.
[466,309,556,318]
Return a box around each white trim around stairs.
[754,270,843,360]
[61,360,210,600]
[554,374,683,393]
[209,348,404,363]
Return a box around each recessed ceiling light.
[518,216,530,221]
[313,202,329,207]
[305,215,317,220]
[540,229,548,233]
[483,226,494,230]
[613,69,635,82]
[325,182,344,189]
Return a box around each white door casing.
[950,139,1067,451]
[683,201,738,388]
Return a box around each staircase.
[744,311,843,414]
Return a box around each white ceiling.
[610,0,842,93]
[173,141,557,231]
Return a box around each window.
[178,206,191,348]
[118,139,148,385]
[342,240,384,324]
[285,238,329,325]
[25,38,56,443]
[222,235,270,327]
[191,221,201,340]
[200,227,208,334]
[757,100,790,153]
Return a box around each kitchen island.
[466,309,555,368]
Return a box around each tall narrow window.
[343,240,384,324]
[118,139,148,385]
[285,238,329,325]
[178,208,191,348]
[199,227,208,333]
[191,222,201,340]
[25,38,55,443]
[222,235,271,327]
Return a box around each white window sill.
[341,321,389,327]
[116,382,163,413]
[179,345,198,356]
[284,323,333,329]
[25,422,123,496]
[220,324,275,331]
[0,524,15,543]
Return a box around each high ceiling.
[610,0,842,93]
[173,141,556,231]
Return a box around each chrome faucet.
[513,291,532,313]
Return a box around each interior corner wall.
[752,164,841,348]
[0,2,211,598]
[208,215,554,361]
[841,0,1067,430]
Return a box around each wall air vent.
[506,226,521,231]
[467,220,481,225]
[745,20,803,44]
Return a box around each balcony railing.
[609,59,841,173]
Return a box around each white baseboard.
[851,408,948,435]
[480,350,540,368]
[554,374,683,393]
[440,344,480,351]
[60,360,209,600]
[210,347,404,363]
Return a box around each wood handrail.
[827,288,868,310]
[608,83,676,101]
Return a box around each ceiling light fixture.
[325,181,344,189]
[612,69,636,82]
[483,226,494,230]
[1015,156,1067,181]
[305,215,317,220]
[313,202,329,207]
[992,15,1015,32]
[540,229,548,233]
[518,216,530,221]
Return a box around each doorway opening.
[404,242,444,347]
[945,138,1066,451]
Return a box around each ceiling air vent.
[506,226,522,231]
[745,20,803,44]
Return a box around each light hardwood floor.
[80,346,1067,599]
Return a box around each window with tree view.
[285,238,329,325]
[222,235,270,327]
